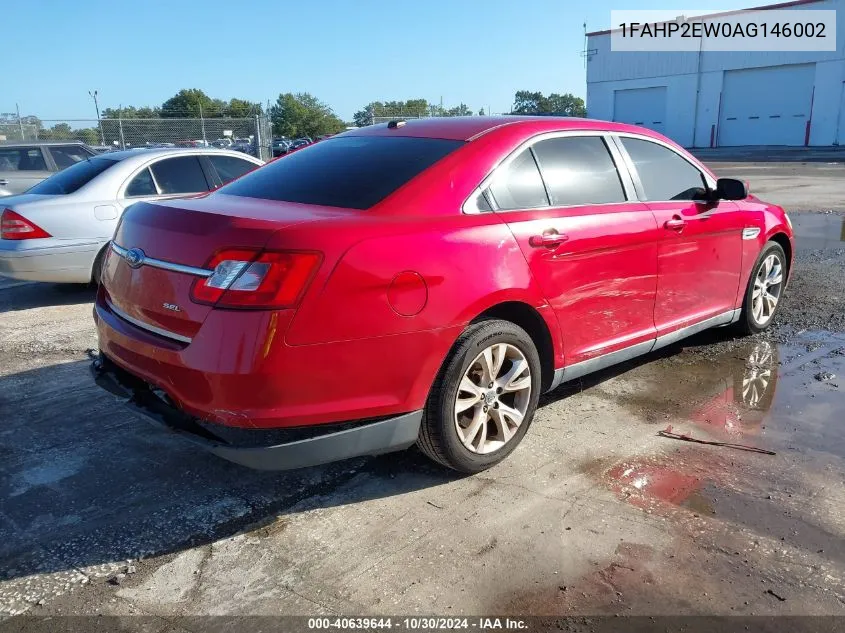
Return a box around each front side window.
[487,149,548,210]
[531,136,626,206]
[125,168,158,197]
[0,147,47,172]
[50,145,94,169]
[149,156,209,195]
[219,136,463,210]
[621,137,708,201]
[27,157,118,195]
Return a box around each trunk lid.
[103,194,343,341]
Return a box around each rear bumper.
[0,239,100,283]
[91,352,422,470]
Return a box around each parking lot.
[1,151,844,622]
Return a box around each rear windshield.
[28,157,118,195]
[219,136,464,209]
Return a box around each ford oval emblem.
[124,248,146,269]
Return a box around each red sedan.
[91,116,794,473]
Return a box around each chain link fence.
[1,116,273,161]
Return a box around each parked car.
[271,138,292,157]
[90,117,794,474]
[175,140,209,148]
[230,138,255,155]
[0,148,262,284]
[289,138,311,151]
[0,142,97,196]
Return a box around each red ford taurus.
[91,116,794,473]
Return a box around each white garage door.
[613,87,667,135]
[719,64,815,146]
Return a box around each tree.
[226,98,262,117]
[353,99,431,126]
[161,89,216,118]
[545,93,586,117]
[102,106,161,119]
[75,127,101,145]
[511,91,586,117]
[478,108,486,116]
[271,92,344,138]
[37,123,73,140]
[445,103,472,117]
[353,104,375,127]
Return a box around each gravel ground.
[0,157,843,628]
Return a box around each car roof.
[91,147,263,168]
[0,140,90,147]
[342,115,658,142]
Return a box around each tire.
[735,241,787,335]
[90,246,107,286]
[418,319,542,473]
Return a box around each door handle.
[529,231,569,248]
[0,179,8,186]
[664,216,686,231]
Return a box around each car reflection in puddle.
[689,340,777,438]
[602,340,780,512]
[595,328,845,521]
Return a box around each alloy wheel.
[751,253,784,326]
[742,341,774,409]
[454,343,532,454]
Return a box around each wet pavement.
[0,202,844,619]
[697,147,845,213]
[790,213,845,251]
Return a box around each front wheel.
[418,319,541,473]
[90,245,108,286]
[736,241,787,335]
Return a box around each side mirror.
[715,178,748,201]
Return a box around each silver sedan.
[0,148,262,283]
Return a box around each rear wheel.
[736,241,787,335]
[418,319,541,473]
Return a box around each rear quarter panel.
[275,212,559,414]
[284,213,557,346]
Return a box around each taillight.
[190,248,321,309]
[1,209,52,240]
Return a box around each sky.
[8,0,743,122]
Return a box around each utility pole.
[16,103,24,140]
[118,104,126,150]
[199,102,207,145]
[89,90,104,146]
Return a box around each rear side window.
[620,137,707,201]
[487,149,548,210]
[125,168,157,197]
[220,136,463,209]
[49,145,94,169]
[531,136,626,206]
[27,157,118,195]
[150,156,209,194]
[208,155,256,184]
[0,147,47,171]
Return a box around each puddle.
[508,329,845,615]
[578,328,845,550]
[791,213,845,250]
